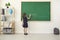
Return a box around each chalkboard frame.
[21,2,51,21]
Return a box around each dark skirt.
[23,22,28,28]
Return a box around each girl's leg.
[24,28,27,33]
[24,28,28,35]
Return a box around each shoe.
[24,33,28,35]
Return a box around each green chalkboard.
[21,2,50,21]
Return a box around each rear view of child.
[22,13,31,35]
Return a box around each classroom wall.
[0,0,60,33]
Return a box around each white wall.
[0,0,60,33]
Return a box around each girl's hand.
[29,14,31,18]
[27,14,32,19]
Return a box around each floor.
[0,33,60,40]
